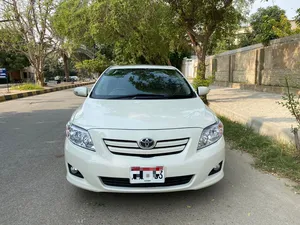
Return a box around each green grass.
[294,185,300,191]
[10,83,44,91]
[220,116,300,185]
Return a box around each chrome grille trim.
[107,145,185,154]
[155,139,188,148]
[104,138,189,156]
[104,140,139,148]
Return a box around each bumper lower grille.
[100,175,193,188]
[103,138,189,157]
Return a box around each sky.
[250,0,300,19]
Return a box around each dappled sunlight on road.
[0,87,92,114]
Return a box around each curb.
[213,81,299,95]
[0,82,94,103]
[209,101,294,144]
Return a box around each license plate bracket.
[130,166,165,184]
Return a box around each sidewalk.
[0,81,94,102]
[208,86,297,143]
[0,81,85,95]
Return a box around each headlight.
[198,120,224,150]
[66,122,95,151]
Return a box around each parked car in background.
[54,76,61,81]
[63,76,80,82]
[65,65,225,193]
[54,76,61,84]
[70,76,79,81]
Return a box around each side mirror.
[197,86,210,96]
[74,87,88,97]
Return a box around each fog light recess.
[208,161,223,176]
[68,164,84,178]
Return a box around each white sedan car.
[65,65,225,193]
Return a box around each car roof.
[108,65,178,70]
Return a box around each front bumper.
[64,135,225,193]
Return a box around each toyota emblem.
[139,138,155,149]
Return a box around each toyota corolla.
[65,65,225,193]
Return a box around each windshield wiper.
[164,94,194,99]
[109,94,167,99]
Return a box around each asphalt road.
[0,88,300,225]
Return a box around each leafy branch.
[278,77,300,151]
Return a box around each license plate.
[130,166,165,184]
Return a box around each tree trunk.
[167,58,172,66]
[63,53,70,82]
[194,44,206,80]
[187,31,207,80]
[35,70,45,86]
[198,47,208,105]
[34,58,45,86]
[187,31,209,104]
[292,128,300,152]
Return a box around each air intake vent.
[100,175,194,187]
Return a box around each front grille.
[100,175,194,188]
[103,138,189,157]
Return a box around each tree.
[169,49,191,70]
[164,0,251,80]
[43,53,64,80]
[54,0,251,84]
[250,6,291,45]
[272,15,294,38]
[52,0,93,48]
[237,31,256,47]
[90,0,185,65]
[75,53,111,74]
[295,8,300,26]
[292,8,300,35]
[53,0,186,66]
[207,33,239,55]
[52,0,94,81]
[0,0,58,86]
[0,51,30,72]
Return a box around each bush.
[192,76,214,89]
[278,77,300,152]
[191,76,214,105]
[11,83,44,90]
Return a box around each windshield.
[90,68,196,99]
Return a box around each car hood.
[71,98,217,130]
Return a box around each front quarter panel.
[69,104,83,124]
